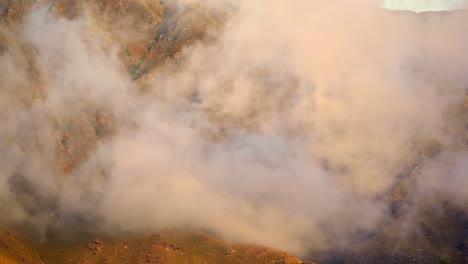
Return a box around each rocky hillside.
[0,230,309,264]
[0,1,467,264]
[0,1,311,263]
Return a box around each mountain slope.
[0,230,308,264]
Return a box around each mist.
[0,0,467,257]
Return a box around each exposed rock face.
[0,0,219,177]
[0,1,307,263]
[55,112,98,174]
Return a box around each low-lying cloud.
[0,0,467,256]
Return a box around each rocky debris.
[226,248,236,255]
[86,241,103,256]
[93,246,101,255]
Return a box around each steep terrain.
[0,1,310,263]
[0,230,307,264]
[0,1,467,264]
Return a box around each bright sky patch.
[383,0,466,12]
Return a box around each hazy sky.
[383,0,467,12]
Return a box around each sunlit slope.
[0,1,467,264]
[0,231,43,264]
[0,230,307,264]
